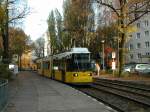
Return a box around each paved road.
[4,71,117,112]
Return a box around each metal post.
[112,58,115,76]
[117,37,119,71]
[101,40,105,70]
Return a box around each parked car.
[123,63,136,73]
[123,63,150,75]
[138,68,150,75]
[123,65,134,73]
[135,64,150,75]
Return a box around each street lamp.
[101,40,105,70]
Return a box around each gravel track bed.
[77,87,150,112]
[96,78,150,91]
[73,78,150,112]
[92,84,150,106]
[93,81,150,98]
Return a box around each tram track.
[73,78,150,112]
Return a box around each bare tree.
[0,0,29,64]
[33,37,45,58]
[63,0,94,47]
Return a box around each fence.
[0,79,8,111]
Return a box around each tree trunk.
[2,0,9,64]
[118,0,126,77]
[119,33,125,76]
[2,28,9,64]
[19,54,22,71]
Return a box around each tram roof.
[35,58,43,62]
[53,47,90,60]
[70,47,90,53]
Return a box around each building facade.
[126,14,150,63]
[20,51,37,70]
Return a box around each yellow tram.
[36,47,93,84]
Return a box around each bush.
[0,64,13,80]
[106,69,113,74]
[121,71,130,77]
[113,70,130,77]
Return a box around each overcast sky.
[24,0,64,40]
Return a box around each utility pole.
[101,40,105,70]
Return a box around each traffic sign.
[112,52,116,59]
[112,61,116,70]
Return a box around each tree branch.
[128,2,149,15]
[9,7,30,23]
[95,0,120,17]
[127,11,148,26]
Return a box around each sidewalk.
[4,71,117,112]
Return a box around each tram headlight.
[73,73,78,77]
[88,73,92,76]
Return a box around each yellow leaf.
[127,25,138,33]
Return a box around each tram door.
[52,60,58,79]
[61,60,66,82]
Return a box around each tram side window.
[73,54,89,60]
[53,60,59,70]
[43,62,50,70]
[58,61,65,71]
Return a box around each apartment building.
[126,14,150,63]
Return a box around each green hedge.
[0,64,12,79]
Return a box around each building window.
[137,23,140,28]
[146,52,150,55]
[130,54,133,59]
[137,53,142,59]
[145,41,150,48]
[145,31,149,37]
[128,35,132,39]
[137,43,141,49]
[136,33,140,39]
[129,44,133,50]
[144,20,149,27]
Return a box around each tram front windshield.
[67,53,92,71]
